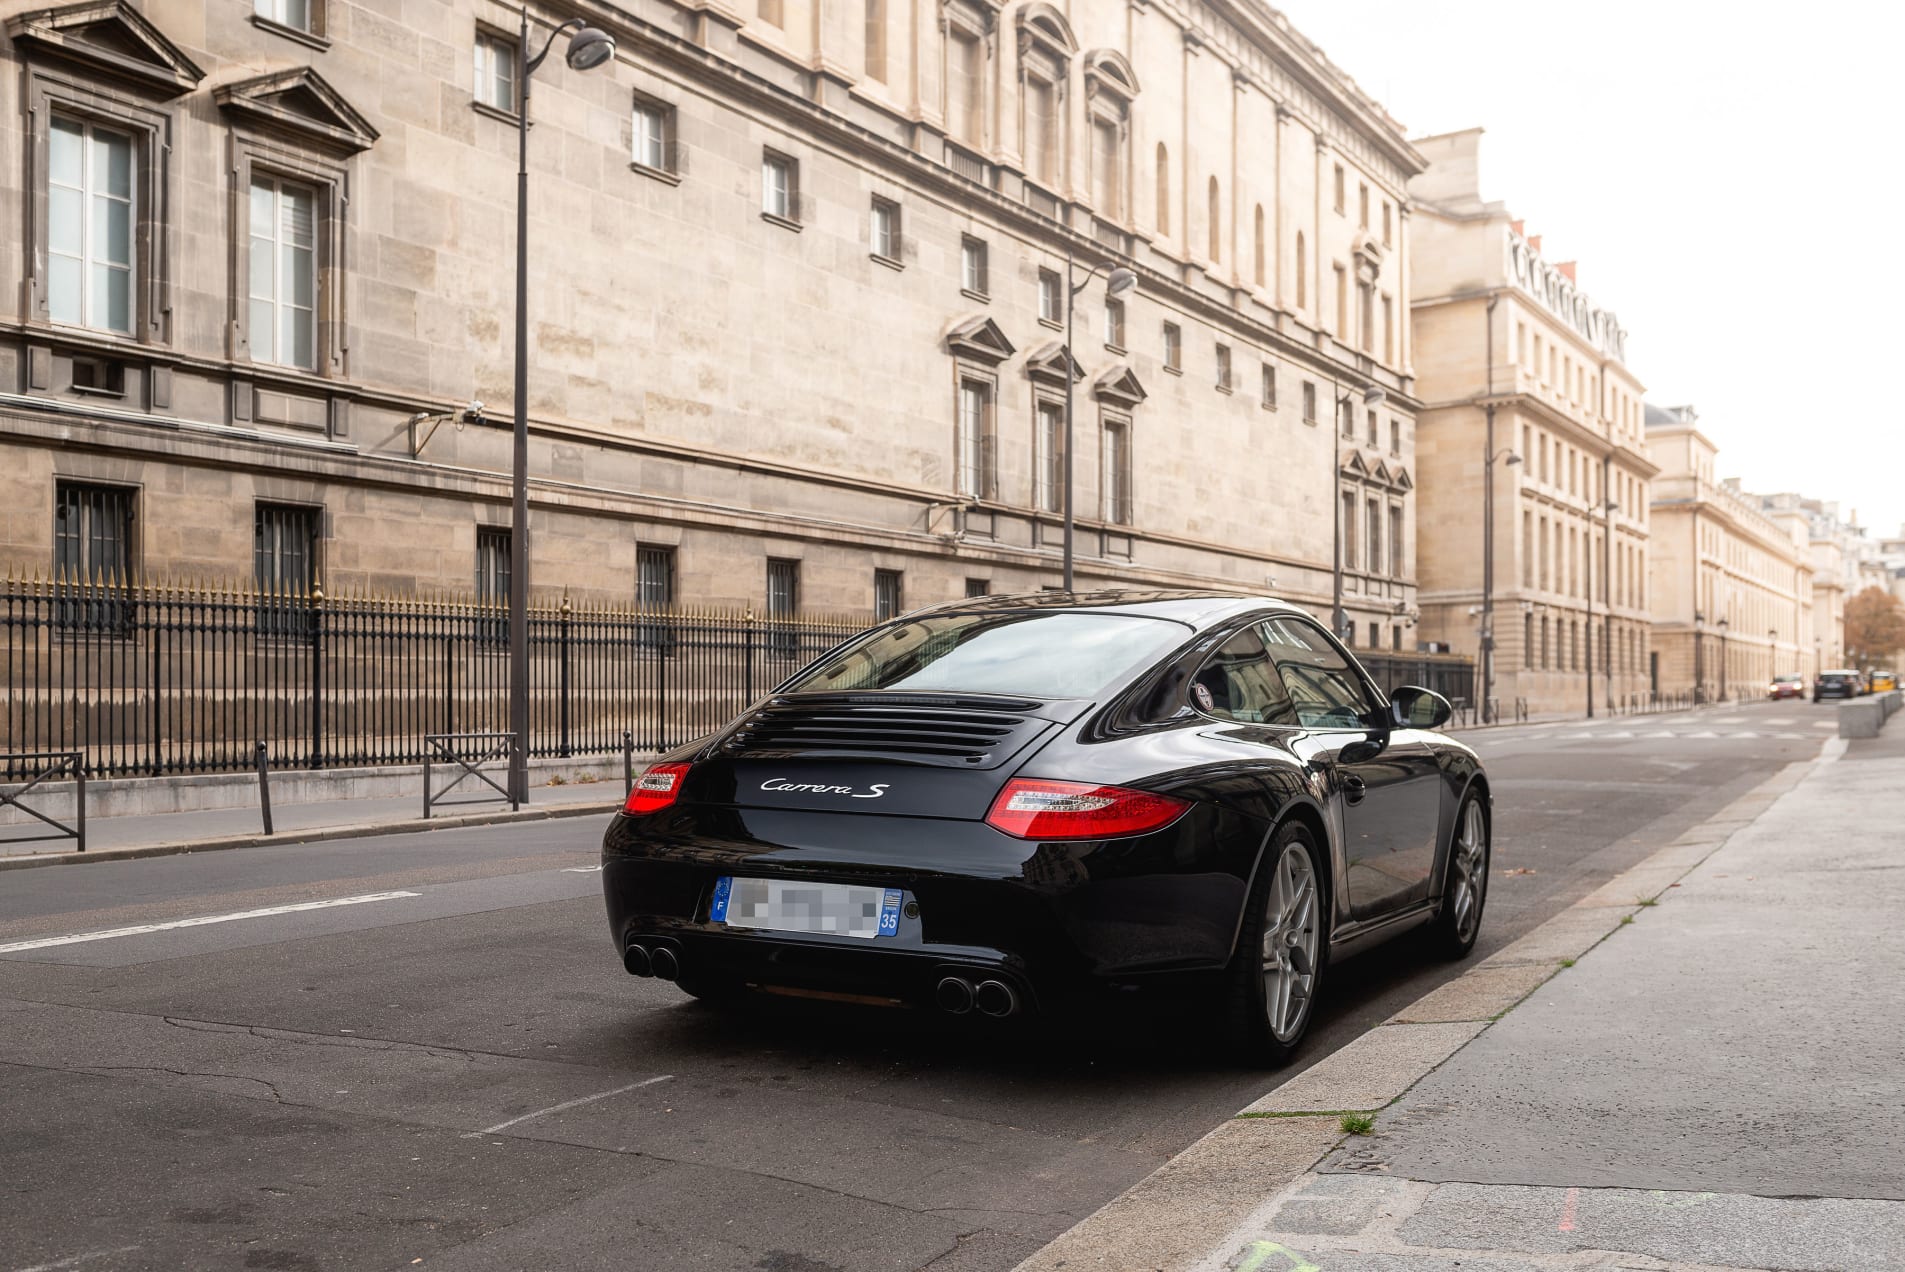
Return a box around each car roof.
[907,588,1309,628]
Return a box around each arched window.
[1207,176,1221,262]
[1253,204,1265,287]
[1295,231,1306,307]
[1155,143,1170,235]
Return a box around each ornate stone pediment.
[215,67,379,154]
[1083,49,1140,100]
[1017,2,1078,57]
[1340,450,1370,477]
[1091,363,1147,407]
[1370,459,1392,485]
[5,1,204,96]
[1392,466,1414,492]
[944,313,1015,366]
[1023,341,1084,385]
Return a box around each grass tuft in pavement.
[1339,1113,1375,1136]
[1636,897,1659,906]
[1559,957,1576,967]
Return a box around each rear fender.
[1219,794,1333,968]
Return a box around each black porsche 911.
[602,590,1490,1065]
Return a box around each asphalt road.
[0,700,1837,1272]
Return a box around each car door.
[1260,617,1443,920]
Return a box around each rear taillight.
[624,762,692,815]
[985,779,1191,840]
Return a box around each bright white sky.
[1275,0,1904,538]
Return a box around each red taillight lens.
[984,779,1191,841]
[623,762,692,815]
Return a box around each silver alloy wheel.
[1261,840,1320,1042]
[1449,800,1488,942]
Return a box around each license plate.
[710,877,901,939]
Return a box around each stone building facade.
[1,0,1425,635]
[1645,406,1815,700]
[1407,129,1653,716]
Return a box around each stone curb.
[0,800,621,873]
[1010,750,1822,1272]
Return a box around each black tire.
[1430,789,1490,960]
[1222,820,1329,1068]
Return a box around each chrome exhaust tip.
[974,979,1019,1018]
[622,943,653,977]
[650,946,680,981]
[936,976,975,1014]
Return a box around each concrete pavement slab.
[1385,962,1554,1024]
[1238,1021,1486,1114]
[1474,903,1628,967]
[1328,738,1905,1203]
[1402,1182,1905,1270]
[1014,1115,1343,1272]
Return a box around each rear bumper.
[601,803,1260,1012]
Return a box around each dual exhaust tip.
[936,975,1020,1018]
[623,942,679,981]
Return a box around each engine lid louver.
[720,694,1049,768]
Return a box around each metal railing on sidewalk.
[423,732,518,819]
[0,751,86,852]
[1,570,865,781]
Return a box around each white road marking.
[12,1248,142,1272]
[0,892,421,955]
[561,866,604,873]
[466,1074,673,1138]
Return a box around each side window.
[1190,627,1295,725]
[1261,619,1377,729]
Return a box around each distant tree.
[1844,586,1905,667]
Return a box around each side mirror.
[1390,685,1452,730]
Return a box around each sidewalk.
[1021,719,1905,1271]
[0,777,620,867]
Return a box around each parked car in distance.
[1870,670,1898,693]
[1814,670,1862,701]
[1768,674,1805,701]
[601,590,1491,1067]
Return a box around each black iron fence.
[2,573,865,779]
[1356,651,1476,712]
[2,574,1484,780]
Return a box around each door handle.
[1341,773,1366,805]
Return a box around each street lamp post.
[507,9,616,804]
[1601,493,1617,715]
[1768,628,1779,692]
[1694,610,1705,704]
[1717,615,1730,702]
[1481,444,1521,723]
[1061,248,1136,593]
[1332,382,1387,643]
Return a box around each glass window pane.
[49,256,82,324]
[49,117,82,186]
[281,188,315,248]
[98,194,132,267]
[95,130,132,199]
[250,180,274,237]
[48,187,82,257]
[284,0,311,30]
[287,244,315,308]
[287,305,314,369]
[94,263,131,332]
[249,298,275,359]
[249,235,275,301]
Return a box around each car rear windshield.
[784,611,1188,700]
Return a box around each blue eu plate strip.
[709,875,733,923]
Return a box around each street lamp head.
[1105,267,1137,297]
[565,26,617,70]
[1361,385,1387,408]
[1504,451,1523,467]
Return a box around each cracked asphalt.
[0,702,1829,1271]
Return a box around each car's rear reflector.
[624,762,692,815]
[985,779,1190,840]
